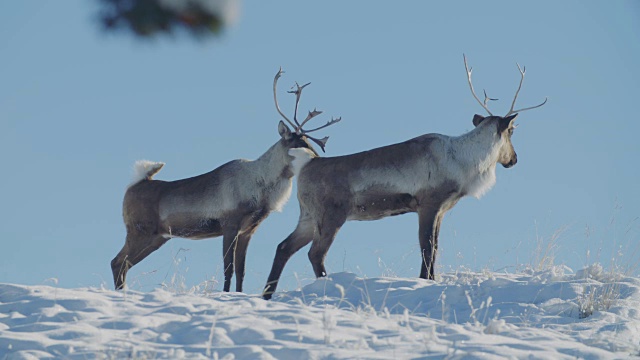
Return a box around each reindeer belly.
[162,214,223,240]
[349,193,418,221]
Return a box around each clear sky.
[1,1,639,294]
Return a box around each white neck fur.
[252,140,295,212]
[449,124,502,199]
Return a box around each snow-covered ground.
[1,265,639,359]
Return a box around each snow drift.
[1,266,639,359]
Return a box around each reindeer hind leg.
[111,243,130,290]
[111,233,168,290]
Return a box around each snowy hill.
[1,265,639,359]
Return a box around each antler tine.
[288,81,311,128]
[302,116,342,134]
[509,97,548,114]
[463,54,493,116]
[483,89,498,106]
[505,62,547,116]
[306,135,330,153]
[273,68,298,131]
[298,108,323,129]
[301,116,341,153]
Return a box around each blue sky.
[1,1,639,294]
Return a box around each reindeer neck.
[257,140,288,164]
[251,140,294,212]
[249,141,293,190]
[449,124,502,198]
[451,125,501,171]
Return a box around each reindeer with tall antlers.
[112,69,340,292]
[262,55,546,299]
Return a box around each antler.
[463,54,495,116]
[303,116,342,133]
[505,63,547,116]
[273,68,341,152]
[286,82,311,129]
[273,68,298,131]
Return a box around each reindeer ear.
[278,120,292,139]
[472,114,485,127]
[498,114,518,133]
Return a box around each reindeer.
[262,55,546,299]
[112,69,341,292]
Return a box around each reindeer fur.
[263,114,519,299]
[112,121,316,292]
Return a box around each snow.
[1,266,639,359]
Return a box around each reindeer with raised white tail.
[262,55,546,299]
[112,69,341,292]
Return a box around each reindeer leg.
[418,194,459,280]
[418,207,440,280]
[111,243,130,290]
[308,219,345,278]
[222,228,239,292]
[233,210,269,293]
[306,206,347,278]
[233,230,255,293]
[430,212,446,279]
[111,233,168,290]
[263,217,315,300]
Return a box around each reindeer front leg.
[233,230,256,293]
[418,207,441,280]
[308,230,340,278]
[263,216,315,300]
[222,228,240,292]
[233,210,270,293]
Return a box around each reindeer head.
[464,55,547,168]
[276,120,317,155]
[472,113,519,168]
[273,68,341,154]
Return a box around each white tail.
[112,69,341,293]
[129,160,165,186]
[262,56,546,299]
